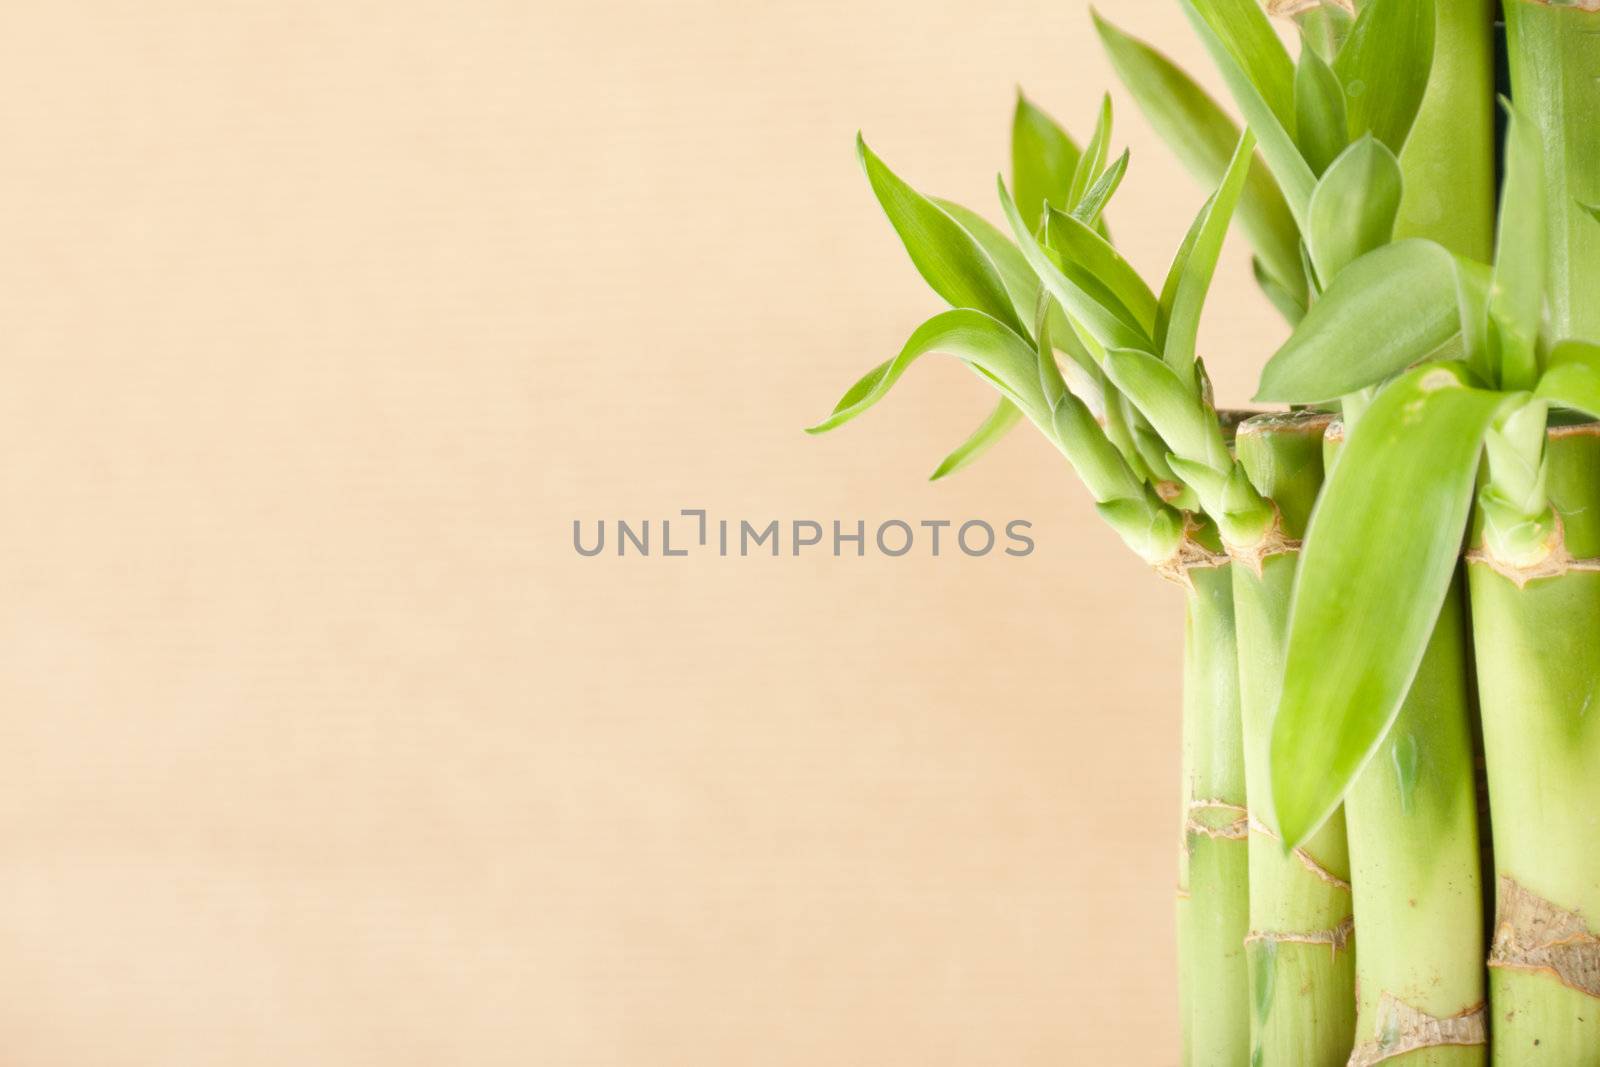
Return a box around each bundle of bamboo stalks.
[810,1,1600,1062]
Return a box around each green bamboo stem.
[1469,421,1600,1063]
[1393,0,1497,261]
[1341,580,1486,1067]
[1232,412,1355,1067]
[1319,427,1488,1067]
[1505,0,1600,341]
[1178,555,1250,1065]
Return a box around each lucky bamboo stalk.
[1329,427,1487,1067]
[1177,530,1249,1066]
[1469,420,1600,1062]
[1231,411,1354,1067]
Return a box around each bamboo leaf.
[1011,93,1084,233]
[807,309,1042,434]
[1045,204,1158,334]
[935,199,1042,340]
[1071,149,1130,226]
[1254,239,1459,403]
[1158,132,1257,371]
[1270,362,1507,847]
[1454,256,1493,384]
[1066,95,1114,212]
[930,398,1025,480]
[1179,0,1317,227]
[1331,0,1435,155]
[997,177,1150,352]
[1093,10,1306,309]
[1103,348,1231,472]
[1185,0,1298,131]
[857,135,1028,338]
[1304,135,1403,285]
[1490,99,1547,392]
[1535,341,1600,419]
[1294,40,1349,175]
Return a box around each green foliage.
[1331,0,1435,156]
[1011,94,1083,233]
[1294,42,1348,176]
[1270,363,1512,847]
[1045,205,1157,334]
[807,309,1045,433]
[1489,100,1547,392]
[1093,9,1306,316]
[1157,132,1258,371]
[998,177,1150,352]
[1304,136,1403,285]
[1535,341,1600,420]
[1255,240,1459,404]
[1180,0,1316,226]
[857,135,1028,338]
[930,398,1024,481]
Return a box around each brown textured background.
[0,2,1285,1063]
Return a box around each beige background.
[0,2,1286,1063]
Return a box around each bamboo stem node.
[1488,874,1600,999]
[1245,915,1355,953]
[1225,509,1300,577]
[1465,513,1600,587]
[1184,799,1248,842]
[1154,521,1231,588]
[1249,816,1354,891]
[1346,994,1487,1067]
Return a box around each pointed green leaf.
[1093,10,1306,310]
[1305,135,1403,284]
[1490,100,1547,392]
[1270,362,1506,847]
[1011,93,1084,233]
[1071,149,1130,226]
[997,177,1150,352]
[1332,0,1435,155]
[1180,0,1317,227]
[807,309,1041,434]
[1104,348,1231,472]
[1158,131,1256,371]
[1254,239,1459,403]
[1185,0,1297,130]
[1294,40,1349,175]
[930,398,1025,480]
[857,135,1028,337]
[935,199,1042,339]
[1044,204,1158,333]
[1066,95,1114,213]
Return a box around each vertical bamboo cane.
[1232,411,1354,1067]
[1327,427,1487,1067]
[1178,550,1249,1065]
[1469,420,1600,1063]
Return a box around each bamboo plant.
[809,98,1284,1062]
[822,0,1600,1060]
[1097,1,1496,1062]
[1250,82,1600,1067]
